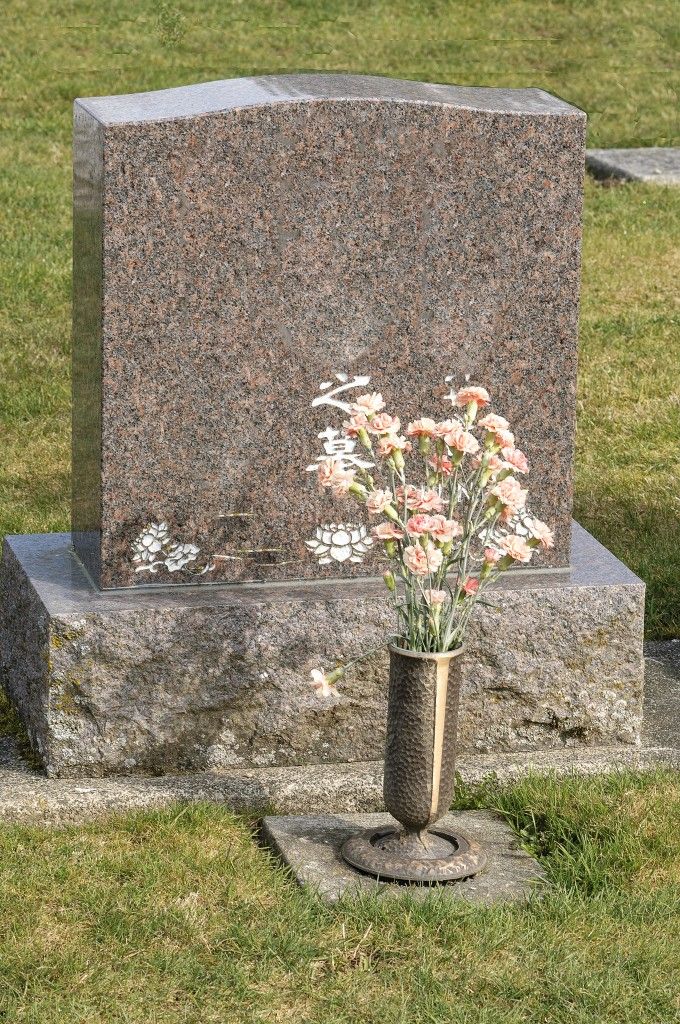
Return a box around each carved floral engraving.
[305,523,373,565]
[131,522,214,576]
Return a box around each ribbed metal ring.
[341,826,487,884]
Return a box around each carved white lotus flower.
[305,523,373,565]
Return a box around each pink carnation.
[406,417,437,438]
[372,522,404,541]
[453,386,491,409]
[353,393,385,415]
[434,419,456,438]
[411,488,446,513]
[423,589,448,606]
[366,488,393,515]
[490,476,528,514]
[317,458,356,496]
[478,413,509,432]
[406,514,436,537]
[428,515,463,543]
[443,422,480,455]
[428,454,455,477]
[494,429,515,449]
[527,517,554,550]
[502,447,529,474]
[472,453,504,476]
[462,577,479,596]
[396,484,421,509]
[396,485,444,513]
[377,434,410,458]
[484,546,502,564]
[367,413,400,435]
[499,535,533,563]
[404,543,443,576]
[343,412,370,438]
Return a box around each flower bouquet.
[308,381,553,883]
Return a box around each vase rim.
[388,643,465,662]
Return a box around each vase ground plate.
[260,810,545,904]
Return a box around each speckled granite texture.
[72,74,586,588]
[1,523,644,778]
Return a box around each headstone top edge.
[74,73,585,127]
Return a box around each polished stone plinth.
[260,811,545,903]
[0,523,644,779]
[73,74,585,588]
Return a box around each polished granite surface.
[72,74,585,587]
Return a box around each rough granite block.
[260,811,545,903]
[0,523,644,778]
[586,147,680,185]
[72,74,586,588]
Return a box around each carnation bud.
[384,540,397,558]
[358,427,372,451]
[392,449,405,472]
[383,571,396,592]
[383,504,399,522]
[349,482,367,499]
[465,400,478,423]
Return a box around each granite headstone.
[72,74,585,589]
[0,74,647,782]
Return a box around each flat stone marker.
[260,810,545,903]
[586,147,680,185]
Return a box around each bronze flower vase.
[342,645,487,883]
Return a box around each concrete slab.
[586,148,680,185]
[260,810,545,903]
[0,740,677,826]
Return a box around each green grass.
[0,770,678,1023]
[0,0,678,635]
[576,182,680,638]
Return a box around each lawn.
[0,770,678,1023]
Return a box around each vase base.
[341,825,487,884]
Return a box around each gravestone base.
[260,811,545,903]
[1,523,645,780]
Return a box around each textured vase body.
[383,646,463,832]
